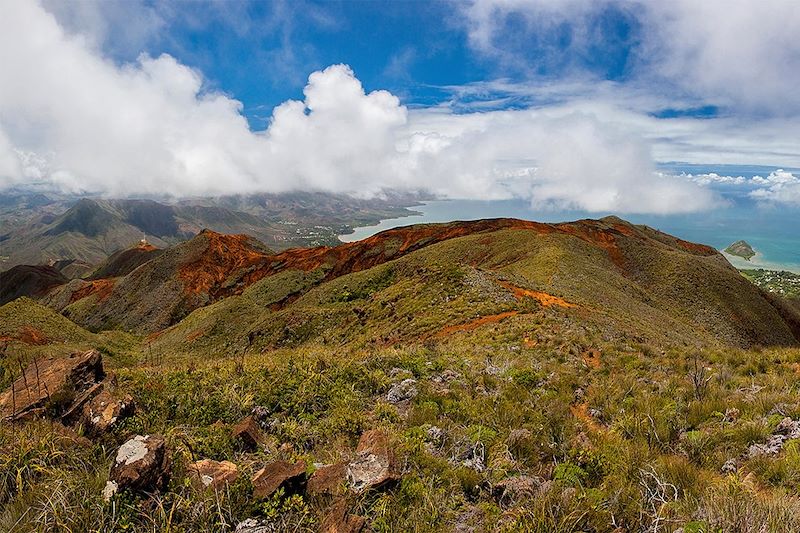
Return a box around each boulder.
[347,429,399,492]
[232,415,266,450]
[81,389,135,435]
[307,463,348,497]
[0,350,104,421]
[252,460,306,499]
[386,379,418,403]
[187,459,239,490]
[107,434,170,497]
[321,499,367,533]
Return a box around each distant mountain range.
[0,191,421,271]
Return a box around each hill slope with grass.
[3,217,800,532]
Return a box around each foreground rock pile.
[0,349,134,433]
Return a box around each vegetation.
[1,218,800,531]
[741,269,800,297]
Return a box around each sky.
[0,0,799,214]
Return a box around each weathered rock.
[0,350,105,421]
[232,415,266,450]
[81,389,135,435]
[234,518,270,533]
[723,407,740,423]
[321,499,366,533]
[108,434,170,494]
[386,379,417,403]
[748,417,800,457]
[307,463,348,497]
[252,460,306,499]
[492,475,541,507]
[347,429,399,492]
[432,369,461,384]
[721,458,737,474]
[187,459,239,490]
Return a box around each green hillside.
[2,218,800,532]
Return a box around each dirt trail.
[498,281,577,308]
[433,311,520,337]
[570,402,603,432]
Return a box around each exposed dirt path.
[433,311,520,337]
[498,281,577,308]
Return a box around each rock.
[109,434,170,494]
[232,415,266,450]
[348,429,400,492]
[81,389,135,435]
[187,459,239,490]
[321,499,367,533]
[723,407,740,422]
[432,369,461,384]
[102,480,118,502]
[426,425,444,444]
[747,417,800,457]
[775,417,800,438]
[386,379,417,403]
[234,518,271,533]
[721,458,737,474]
[0,349,105,421]
[460,441,486,473]
[252,460,306,499]
[492,475,541,507]
[307,463,348,497]
[251,405,270,421]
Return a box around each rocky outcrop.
[252,460,307,500]
[0,349,104,421]
[321,499,366,533]
[0,349,135,435]
[80,389,135,435]
[187,459,239,490]
[106,434,170,498]
[232,415,266,450]
[347,429,399,492]
[386,379,418,403]
[307,463,348,498]
[748,417,800,457]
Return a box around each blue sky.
[1,0,799,213]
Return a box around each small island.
[724,240,756,260]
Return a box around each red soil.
[498,281,577,308]
[0,326,50,345]
[178,232,271,297]
[70,279,116,304]
[434,311,520,337]
[581,348,602,369]
[160,218,717,325]
[570,402,602,432]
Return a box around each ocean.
[340,197,800,274]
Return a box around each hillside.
[3,218,800,532]
[0,264,67,305]
[56,217,800,349]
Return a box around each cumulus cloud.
[750,170,800,205]
[0,0,719,214]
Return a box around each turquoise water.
[341,198,800,273]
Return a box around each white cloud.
[461,0,800,114]
[0,0,726,214]
[750,170,800,205]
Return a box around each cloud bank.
[0,0,793,215]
